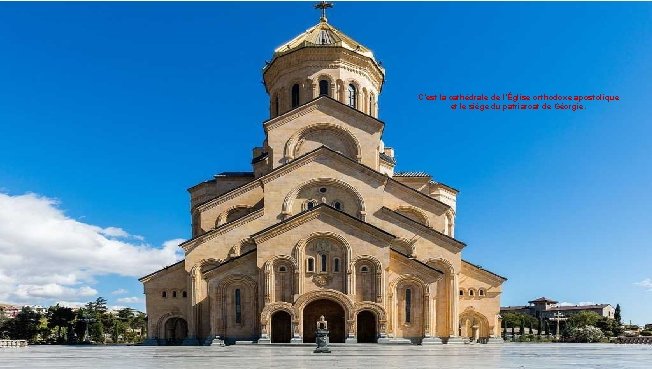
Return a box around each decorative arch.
[263,255,298,303]
[215,204,255,227]
[425,257,456,275]
[213,274,259,339]
[444,209,456,237]
[281,177,366,219]
[353,301,387,322]
[352,255,384,303]
[459,306,491,340]
[395,205,431,227]
[260,302,296,326]
[294,232,353,295]
[388,275,429,339]
[155,312,187,339]
[284,122,361,162]
[294,289,354,319]
[315,74,335,97]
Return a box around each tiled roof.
[215,172,255,177]
[549,304,610,311]
[394,171,430,177]
[379,152,396,164]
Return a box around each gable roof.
[193,145,452,213]
[462,259,507,283]
[379,206,466,251]
[138,259,185,283]
[252,203,396,244]
[263,95,384,132]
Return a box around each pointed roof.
[274,19,375,59]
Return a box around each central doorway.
[163,317,188,345]
[302,299,346,343]
[356,310,377,343]
[270,311,292,343]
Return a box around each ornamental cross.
[315,1,333,22]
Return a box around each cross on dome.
[315,1,333,22]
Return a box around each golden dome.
[268,20,383,72]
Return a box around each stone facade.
[139,14,506,346]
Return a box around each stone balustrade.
[617,336,652,344]
[0,339,28,348]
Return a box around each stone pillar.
[291,319,303,343]
[422,290,442,345]
[345,319,357,343]
[446,273,464,344]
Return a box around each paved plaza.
[1,344,651,368]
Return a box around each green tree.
[567,311,602,328]
[5,307,42,342]
[47,304,75,342]
[614,304,622,325]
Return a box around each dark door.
[356,310,377,343]
[271,311,292,343]
[303,299,346,343]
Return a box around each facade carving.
[139,11,506,346]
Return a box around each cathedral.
[140,6,506,346]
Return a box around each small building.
[501,297,615,320]
[0,304,21,318]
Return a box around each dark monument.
[314,315,331,353]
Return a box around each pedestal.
[314,328,331,353]
[446,336,466,344]
[421,337,444,345]
[210,336,225,346]
[486,337,505,344]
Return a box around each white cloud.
[100,227,130,238]
[634,278,652,291]
[558,301,596,307]
[56,301,88,309]
[116,296,141,304]
[111,288,128,295]
[0,192,183,305]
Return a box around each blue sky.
[0,2,650,323]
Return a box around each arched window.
[275,95,280,116]
[319,80,329,96]
[291,84,300,108]
[182,291,187,298]
[172,291,177,298]
[469,289,474,296]
[369,93,375,115]
[332,201,342,211]
[320,254,327,272]
[306,200,317,210]
[279,266,287,272]
[162,291,167,298]
[459,289,464,296]
[333,257,340,272]
[405,288,412,323]
[235,289,242,323]
[348,84,357,108]
[307,257,315,272]
[479,289,485,297]
[360,265,369,273]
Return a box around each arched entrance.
[356,310,377,343]
[271,311,292,343]
[303,299,345,343]
[164,317,188,345]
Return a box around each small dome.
[270,20,382,70]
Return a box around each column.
[446,273,464,344]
